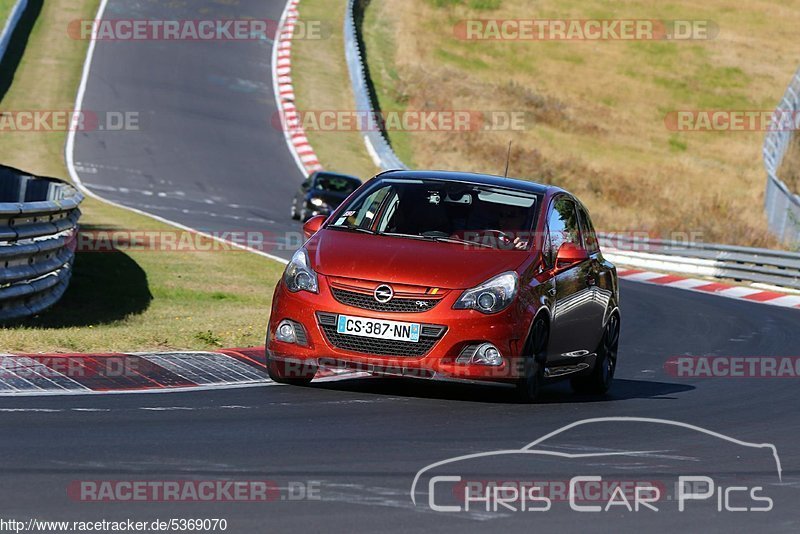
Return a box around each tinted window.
[547,197,581,261]
[329,179,539,250]
[314,173,360,194]
[577,204,599,253]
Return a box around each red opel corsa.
[266,171,620,401]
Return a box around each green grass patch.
[0,0,16,26]
[668,134,688,152]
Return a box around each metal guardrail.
[0,165,83,321]
[763,68,800,246]
[343,0,407,171]
[600,234,800,290]
[342,1,800,291]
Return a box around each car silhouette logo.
[374,284,394,303]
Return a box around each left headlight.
[309,197,327,207]
[284,248,319,293]
[453,271,518,314]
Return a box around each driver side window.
[546,197,581,265]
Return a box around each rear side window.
[546,197,582,264]
[577,204,600,253]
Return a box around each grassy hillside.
[359,0,800,246]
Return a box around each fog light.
[456,343,503,366]
[475,343,503,366]
[276,320,297,344]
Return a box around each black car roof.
[376,170,557,196]
[314,171,361,182]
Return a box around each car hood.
[307,229,530,290]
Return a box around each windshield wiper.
[431,236,494,249]
[328,224,375,235]
[380,232,494,248]
[380,232,428,240]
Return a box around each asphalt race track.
[71,0,303,259]
[2,281,799,530]
[6,0,798,531]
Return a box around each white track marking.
[136,352,268,386]
[664,278,710,289]
[620,271,666,282]
[0,356,90,393]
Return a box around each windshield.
[327,179,539,250]
[315,173,360,194]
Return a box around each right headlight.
[283,248,318,293]
[453,271,518,314]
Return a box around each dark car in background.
[291,171,362,221]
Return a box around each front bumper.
[267,275,527,383]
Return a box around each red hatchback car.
[266,170,620,401]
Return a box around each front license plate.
[336,315,420,343]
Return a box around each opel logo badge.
[374,284,394,303]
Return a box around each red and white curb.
[618,268,800,310]
[0,349,363,396]
[273,0,322,177]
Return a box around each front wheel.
[515,317,548,403]
[267,357,317,386]
[571,313,620,395]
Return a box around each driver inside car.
[497,207,530,250]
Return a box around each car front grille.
[330,287,442,314]
[316,312,446,357]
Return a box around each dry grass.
[358,0,800,247]
[779,133,800,194]
[0,0,284,352]
[291,0,380,179]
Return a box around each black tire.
[571,313,620,395]
[266,357,317,386]
[515,317,548,403]
[290,201,300,220]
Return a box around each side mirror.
[556,242,589,269]
[302,214,326,240]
